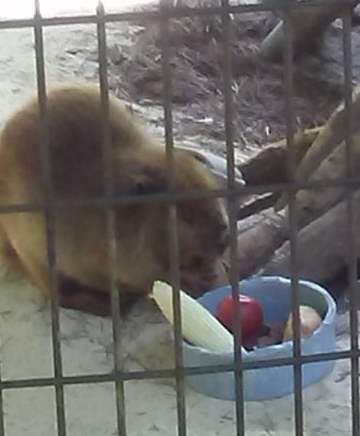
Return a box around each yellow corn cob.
[152,281,234,352]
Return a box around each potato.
[282,305,322,342]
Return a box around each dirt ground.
[0,3,359,436]
[110,6,360,155]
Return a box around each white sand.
[0,11,358,436]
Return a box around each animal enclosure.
[0,0,359,436]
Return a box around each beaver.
[0,83,229,316]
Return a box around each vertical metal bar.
[96,3,127,435]
[282,8,303,436]
[0,349,5,436]
[342,9,360,436]
[159,2,187,436]
[33,1,66,435]
[220,2,244,436]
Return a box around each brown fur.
[0,83,229,316]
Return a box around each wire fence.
[0,0,359,435]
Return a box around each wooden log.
[281,84,360,187]
[261,188,360,284]
[224,209,289,280]
[281,133,360,230]
[259,1,360,60]
[233,113,360,285]
[274,84,360,229]
[237,193,279,220]
[237,126,321,187]
[236,127,321,219]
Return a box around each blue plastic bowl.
[182,276,337,401]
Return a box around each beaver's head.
[119,147,229,297]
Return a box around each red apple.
[216,294,264,340]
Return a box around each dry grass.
[113,8,344,146]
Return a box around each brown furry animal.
[0,83,229,316]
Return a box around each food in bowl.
[282,305,322,342]
[182,277,337,401]
[152,280,325,353]
[152,281,234,352]
[216,294,264,341]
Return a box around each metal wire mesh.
[0,0,359,435]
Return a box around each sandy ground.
[0,11,358,436]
